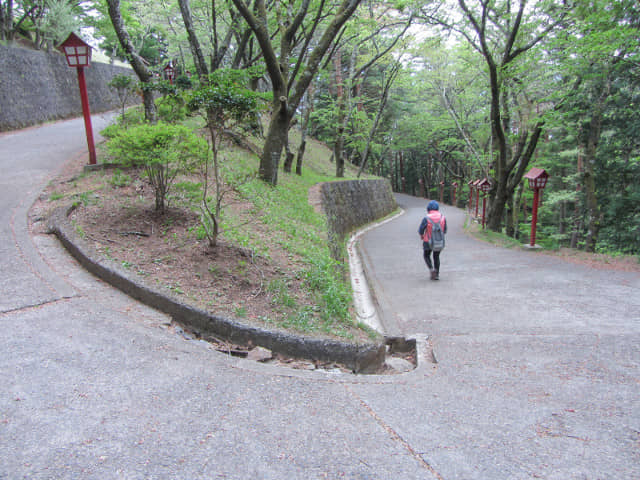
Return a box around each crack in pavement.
[345,384,446,480]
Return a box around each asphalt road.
[1,116,639,479]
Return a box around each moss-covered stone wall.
[0,44,138,132]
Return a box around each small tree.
[108,74,135,121]
[107,122,207,214]
[187,69,266,247]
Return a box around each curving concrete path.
[1,116,639,479]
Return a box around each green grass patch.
[475,229,524,248]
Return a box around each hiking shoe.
[435,271,440,280]
[430,269,437,280]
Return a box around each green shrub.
[101,108,144,140]
[156,94,188,123]
[106,122,207,213]
[108,74,136,121]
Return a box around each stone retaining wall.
[0,44,138,132]
[320,179,397,259]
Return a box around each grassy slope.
[212,128,378,339]
[94,111,380,342]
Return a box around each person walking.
[418,200,447,280]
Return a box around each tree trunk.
[283,139,295,173]
[583,123,602,252]
[231,0,363,186]
[260,98,289,185]
[1,0,14,42]
[141,89,157,123]
[333,50,346,178]
[295,85,314,176]
[296,139,306,176]
[513,182,525,239]
[487,180,509,231]
[357,62,399,178]
[581,76,611,252]
[334,127,345,178]
[177,0,209,77]
[106,0,157,123]
[505,193,515,237]
[571,151,584,248]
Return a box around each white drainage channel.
[347,209,405,335]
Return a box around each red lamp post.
[164,62,175,84]
[467,180,474,211]
[59,33,96,165]
[473,179,481,218]
[523,168,550,247]
[477,178,492,228]
[452,182,458,206]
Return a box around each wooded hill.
[2,0,639,255]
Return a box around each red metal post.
[482,196,487,228]
[76,66,96,165]
[530,187,540,246]
[474,188,480,218]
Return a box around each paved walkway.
[1,117,639,479]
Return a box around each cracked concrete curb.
[47,206,386,373]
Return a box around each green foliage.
[34,0,81,49]
[186,69,269,124]
[303,254,352,325]
[108,74,134,91]
[106,122,207,213]
[101,107,145,138]
[108,74,136,121]
[184,69,267,247]
[156,92,188,123]
[175,75,193,90]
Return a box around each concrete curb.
[347,208,405,334]
[47,206,386,373]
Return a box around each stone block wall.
[0,44,138,132]
[320,179,397,259]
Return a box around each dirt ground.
[545,247,640,272]
[28,153,377,350]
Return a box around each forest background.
[1,0,639,256]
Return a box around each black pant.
[423,248,440,272]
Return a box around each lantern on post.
[452,182,458,206]
[523,167,550,247]
[439,181,445,203]
[164,62,175,84]
[477,178,492,228]
[473,179,481,218]
[59,33,96,165]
